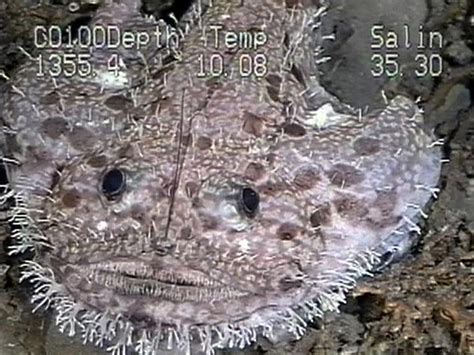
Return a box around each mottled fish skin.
[1,0,441,354]
[1,0,168,200]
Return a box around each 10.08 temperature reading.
[196,52,268,79]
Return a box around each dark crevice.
[141,0,195,25]
[61,16,93,43]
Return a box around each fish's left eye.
[101,168,126,201]
[240,186,259,218]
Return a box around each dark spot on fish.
[244,162,266,181]
[196,136,212,150]
[327,163,364,187]
[265,73,282,87]
[87,154,107,168]
[310,203,332,227]
[62,188,81,208]
[242,111,266,137]
[40,91,61,105]
[294,166,320,190]
[282,122,306,137]
[276,222,302,240]
[104,94,133,111]
[266,85,280,102]
[366,214,402,230]
[41,117,68,139]
[353,137,381,156]
[334,196,368,219]
[66,126,96,151]
[279,276,303,291]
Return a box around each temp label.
[195,24,269,79]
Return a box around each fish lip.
[51,256,251,303]
[86,259,220,287]
[64,257,223,288]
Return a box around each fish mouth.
[59,259,248,303]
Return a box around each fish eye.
[240,186,259,218]
[101,168,126,201]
